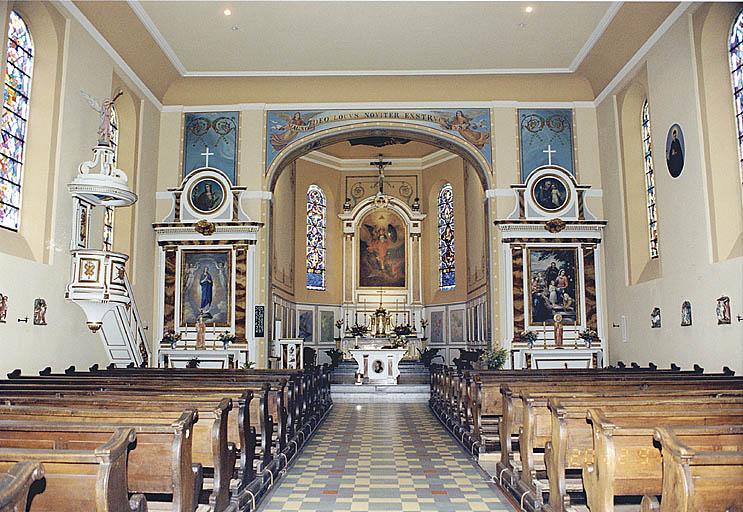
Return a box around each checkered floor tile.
[258,404,513,511]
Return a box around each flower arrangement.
[218,330,237,349]
[162,329,181,349]
[335,319,344,340]
[519,330,538,348]
[479,347,509,370]
[186,357,200,368]
[393,324,413,336]
[350,324,370,337]
[578,329,599,347]
[241,361,256,370]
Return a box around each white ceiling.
[131,1,620,76]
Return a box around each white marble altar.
[512,347,603,369]
[350,348,408,385]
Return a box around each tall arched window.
[641,99,659,259]
[438,183,456,290]
[306,184,326,290]
[0,11,33,232]
[109,104,119,165]
[729,10,743,185]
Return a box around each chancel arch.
[268,125,494,366]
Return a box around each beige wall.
[598,10,743,373]
[0,2,161,377]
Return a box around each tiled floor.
[258,403,514,512]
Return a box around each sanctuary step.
[331,384,430,403]
[330,360,430,385]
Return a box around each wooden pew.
[0,461,44,512]
[0,427,147,511]
[585,414,743,512]
[0,409,199,512]
[640,426,743,512]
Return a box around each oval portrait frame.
[531,173,571,213]
[188,177,227,214]
[665,123,685,178]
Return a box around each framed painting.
[532,174,570,211]
[183,111,239,184]
[180,249,232,327]
[319,310,335,343]
[298,309,313,343]
[527,248,580,326]
[188,177,227,214]
[449,309,464,342]
[359,209,406,288]
[430,310,444,343]
[665,123,685,178]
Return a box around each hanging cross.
[543,144,557,166]
[370,154,391,194]
[201,147,214,168]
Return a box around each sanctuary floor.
[258,403,514,512]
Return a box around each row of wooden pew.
[0,364,333,511]
[430,363,743,511]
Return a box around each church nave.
[259,403,513,512]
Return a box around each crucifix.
[543,144,557,166]
[370,154,391,194]
[201,147,214,168]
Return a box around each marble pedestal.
[350,348,408,385]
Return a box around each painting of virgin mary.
[180,250,231,326]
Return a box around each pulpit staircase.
[97,273,149,367]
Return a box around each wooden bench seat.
[640,426,743,512]
[0,410,199,512]
[0,426,146,512]
[583,413,743,512]
[0,461,44,512]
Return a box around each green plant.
[186,357,200,368]
[218,330,237,346]
[324,348,344,369]
[417,347,443,368]
[161,329,181,346]
[479,347,508,370]
[519,330,538,345]
[241,361,256,370]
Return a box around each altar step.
[331,384,430,403]
[330,360,430,385]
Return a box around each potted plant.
[241,361,256,370]
[186,357,200,368]
[417,347,443,368]
[519,330,538,349]
[162,329,181,350]
[578,329,599,348]
[479,347,509,370]
[324,348,344,369]
[218,330,236,349]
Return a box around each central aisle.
[259,403,514,511]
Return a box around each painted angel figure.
[80,89,123,146]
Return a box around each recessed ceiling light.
[223,8,232,16]
[525,6,533,13]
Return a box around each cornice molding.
[299,149,458,172]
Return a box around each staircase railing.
[123,272,150,366]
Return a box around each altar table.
[512,347,603,369]
[349,348,408,385]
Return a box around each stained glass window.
[729,11,743,186]
[0,11,33,232]
[110,104,119,165]
[306,185,326,290]
[438,183,456,290]
[641,100,659,259]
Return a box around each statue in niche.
[195,316,207,350]
[553,313,564,348]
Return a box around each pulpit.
[350,348,407,385]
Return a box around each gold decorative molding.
[544,218,567,233]
[194,219,216,236]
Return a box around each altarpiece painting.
[359,209,406,288]
[527,248,580,325]
[180,250,232,327]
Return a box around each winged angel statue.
[80,89,123,146]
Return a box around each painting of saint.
[359,210,406,288]
[665,124,685,178]
[190,178,225,213]
[533,176,569,211]
[180,250,231,327]
[298,310,313,343]
[528,248,580,325]
[269,111,310,151]
[440,110,490,149]
[429,311,444,343]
